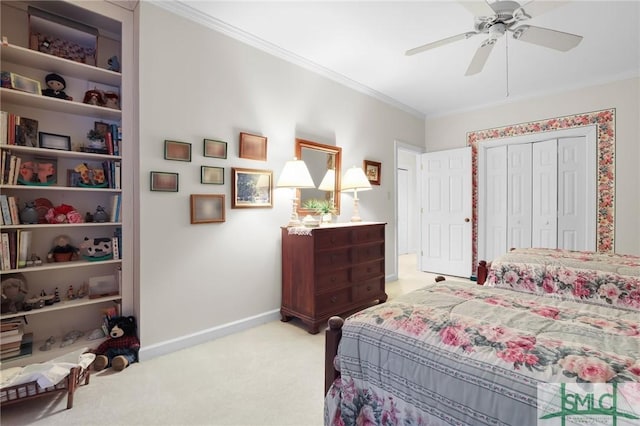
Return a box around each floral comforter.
[324,281,640,426]
[486,248,640,311]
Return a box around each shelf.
[0,330,108,369]
[0,87,121,121]
[1,43,121,86]
[0,184,121,193]
[0,258,121,275]
[1,294,121,320]
[0,222,121,230]
[0,144,121,161]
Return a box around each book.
[17,230,32,268]
[6,229,17,270]
[7,154,17,186]
[12,156,21,185]
[0,330,23,344]
[111,236,119,260]
[0,332,32,361]
[8,196,19,225]
[0,111,7,145]
[0,232,10,271]
[0,194,11,224]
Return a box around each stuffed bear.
[92,316,140,372]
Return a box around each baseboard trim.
[138,309,281,361]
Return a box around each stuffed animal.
[80,237,112,258]
[42,73,72,100]
[92,316,140,372]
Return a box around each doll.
[42,73,73,100]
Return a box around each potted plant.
[303,199,335,224]
[85,129,107,153]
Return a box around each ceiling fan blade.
[512,25,582,51]
[465,39,496,76]
[405,32,477,56]
[458,1,495,18]
[518,1,570,19]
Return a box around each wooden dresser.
[281,222,387,334]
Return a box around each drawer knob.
[330,296,337,303]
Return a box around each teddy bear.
[91,316,140,372]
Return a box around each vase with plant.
[85,129,107,153]
[303,199,335,224]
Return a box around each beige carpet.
[1,254,460,426]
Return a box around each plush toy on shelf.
[41,73,73,100]
[91,316,140,372]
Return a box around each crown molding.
[155,1,425,119]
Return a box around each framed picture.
[231,167,273,208]
[204,139,227,159]
[94,121,110,138]
[164,140,192,162]
[67,170,82,187]
[201,166,224,185]
[8,72,41,95]
[364,160,381,185]
[39,132,71,151]
[150,171,179,192]
[190,194,225,224]
[239,132,267,161]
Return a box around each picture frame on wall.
[231,167,273,208]
[190,194,225,224]
[39,132,71,151]
[239,132,267,161]
[150,171,179,192]
[201,166,224,185]
[364,160,381,185]
[204,139,227,159]
[164,140,192,162]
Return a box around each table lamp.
[276,157,315,227]
[341,165,372,222]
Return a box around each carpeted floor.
[1,254,456,426]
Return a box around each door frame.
[477,125,597,263]
[394,140,425,280]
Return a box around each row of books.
[0,111,38,147]
[0,194,21,226]
[104,124,122,156]
[1,319,32,361]
[0,229,32,271]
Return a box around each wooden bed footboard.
[324,316,344,395]
[0,364,91,409]
[477,260,489,285]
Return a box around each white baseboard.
[138,309,281,362]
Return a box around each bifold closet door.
[485,145,508,261]
[532,139,558,248]
[557,137,588,250]
[507,144,532,249]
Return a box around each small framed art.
[150,171,179,192]
[231,167,272,208]
[364,160,381,185]
[94,121,110,138]
[39,132,71,151]
[190,194,225,224]
[239,132,267,161]
[204,139,227,159]
[201,166,224,185]
[7,72,41,95]
[164,140,192,162]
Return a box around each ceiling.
[170,1,640,118]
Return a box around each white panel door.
[421,147,472,277]
[507,144,532,249]
[557,136,588,250]
[398,168,409,255]
[484,146,508,261]
[532,139,558,248]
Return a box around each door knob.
[464,218,470,222]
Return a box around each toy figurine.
[83,89,104,106]
[107,55,120,72]
[42,73,72,100]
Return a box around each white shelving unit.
[0,2,129,368]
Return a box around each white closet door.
[398,168,409,255]
[557,136,588,250]
[532,139,558,248]
[485,146,508,260]
[507,144,532,249]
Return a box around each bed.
[0,348,95,409]
[324,272,640,425]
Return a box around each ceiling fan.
[406,0,583,76]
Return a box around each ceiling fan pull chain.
[505,34,510,98]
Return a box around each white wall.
[137,3,424,355]
[424,77,640,256]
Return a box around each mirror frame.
[295,138,342,216]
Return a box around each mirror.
[295,138,342,216]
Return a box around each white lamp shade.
[276,158,316,189]
[341,166,372,192]
[318,169,336,191]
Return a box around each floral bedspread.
[324,281,640,426]
[487,248,640,311]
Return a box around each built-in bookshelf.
[0,1,131,368]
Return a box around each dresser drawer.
[316,269,350,292]
[315,248,351,271]
[351,259,384,281]
[315,228,351,250]
[353,279,384,302]
[352,243,384,263]
[316,288,352,314]
[352,225,384,244]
